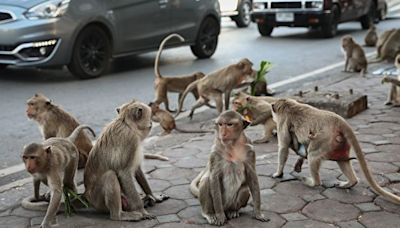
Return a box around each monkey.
[21,125,94,228]
[341,35,368,77]
[26,93,94,169]
[189,111,269,226]
[364,24,378,47]
[232,92,277,143]
[176,58,257,119]
[381,54,400,106]
[83,100,167,221]
[371,29,400,63]
[270,98,400,204]
[153,33,206,112]
[148,102,213,135]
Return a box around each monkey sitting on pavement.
[148,102,213,135]
[190,111,269,226]
[341,35,368,77]
[176,58,257,119]
[152,33,206,112]
[83,100,168,222]
[21,125,95,228]
[26,93,94,169]
[381,54,400,106]
[364,25,378,47]
[232,92,277,143]
[271,98,400,204]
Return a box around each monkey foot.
[335,180,357,189]
[272,172,283,178]
[226,211,240,219]
[301,177,320,187]
[384,101,393,106]
[253,138,269,144]
[203,213,226,226]
[142,194,169,208]
[255,213,269,222]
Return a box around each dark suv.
[0,0,221,79]
[251,0,387,37]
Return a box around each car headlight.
[24,0,70,19]
[253,2,266,10]
[310,1,323,9]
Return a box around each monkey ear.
[134,107,143,120]
[271,103,276,113]
[238,62,244,69]
[116,108,120,114]
[45,99,52,105]
[45,146,52,154]
[243,119,251,129]
[34,93,39,97]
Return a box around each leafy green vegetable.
[63,187,89,217]
[251,61,272,96]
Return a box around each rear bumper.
[251,10,332,27]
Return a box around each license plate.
[276,12,294,22]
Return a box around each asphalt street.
[0,17,399,172]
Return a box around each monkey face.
[22,143,49,174]
[215,111,250,143]
[26,93,51,119]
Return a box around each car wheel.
[257,23,273,36]
[232,0,252,28]
[360,1,375,29]
[68,25,112,79]
[191,17,219,59]
[379,4,387,20]
[321,5,339,38]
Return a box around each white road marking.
[269,51,376,89]
[0,51,377,191]
[0,177,31,193]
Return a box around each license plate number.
[276,12,294,22]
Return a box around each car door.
[168,0,202,42]
[338,0,354,22]
[107,0,171,54]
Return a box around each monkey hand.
[254,212,269,222]
[143,194,169,208]
[212,213,226,226]
[381,76,390,84]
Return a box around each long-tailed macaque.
[26,94,94,168]
[148,102,213,135]
[232,92,277,143]
[341,35,368,77]
[21,125,94,228]
[153,33,206,112]
[176,58,257,119]
[190,111,268,225]
[364,25,378,47]
[83,100,167,221]
[271,98,400,204]
[381,54,400,106]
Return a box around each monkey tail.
[175,80,200,118]
[68,125,96,143]
[155,33,185,79]
[175,126,213,134]
[21,196,48,211]
[343,123,400,204]
[368,57,383,64]
[144,153,169,161]
[190,169,206,198]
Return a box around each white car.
[219,0,253,27]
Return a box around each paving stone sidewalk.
[1,65,400,227]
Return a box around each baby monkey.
[21,125,95,228]
[148,102,212,135]
[341,35,368,76]
[190,111,268,226]
[381,54,400,106]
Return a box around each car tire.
[379,3,387,21]
[360,2,375,29]
[232,0,252,28]
[68,25,112,79]
[321,5,339,38]
[191,17,219,59]
[257,23,273,36]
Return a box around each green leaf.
[251,60,272,96]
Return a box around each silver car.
[0,0,221,79]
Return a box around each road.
[0,18,399,173]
